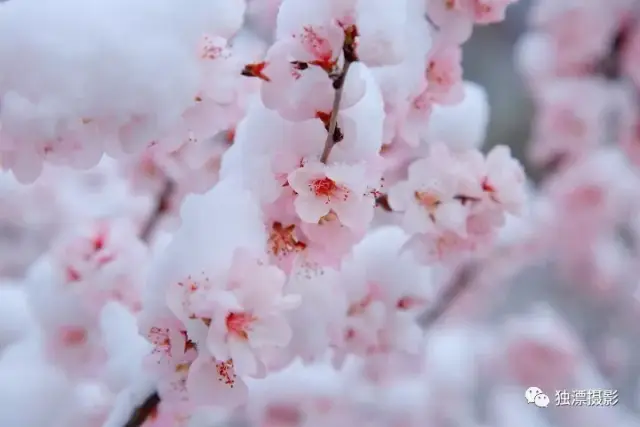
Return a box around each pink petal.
[187,355,247,408]
[228,336,257,376]
[333,198,373,230]
[294,195,331,223]
[248,314,293,347]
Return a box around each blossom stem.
[123,390,161,427]
[139,178,175,243]
[319,58,354,164]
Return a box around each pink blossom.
[529,78,610,167]
[203,254,300,376]
[427,0,519,43]
[139,313,191,372]
[265,219,309,272]
[44,322,107,377]
[426,0,474,44]
[162,250,300,377]
[288,161,374,229]
[499,307,580,393]
[424,44,465,105]
[50,219,148,313]
[334,227,433,357]
[259,41,366,122]
[471,0,518,24]
[387,147,471,236]
[186,352,248,408]
[473,145,527,215]
[529,0,619,68]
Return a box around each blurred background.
[463,0,533,164]
[462,0,640,418]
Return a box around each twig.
[123,391,161,427]
[124,180,174,425]
[419,261,479,329]
[597,27,627,80]
[139,179,175,243]
[124,180,173,427]
[319,60,354,164]
[319,25,359,164]
[125,180,175,426]
[375,193,393,211]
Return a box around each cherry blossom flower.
[424,44,465,105]
[387,147,472,236]
[202,253,301,376]
[288,161,374,229]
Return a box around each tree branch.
[319,25,359,164]
[123,391,161,427]
[319,60,354,164]
[125,179,174,426]
[375,193,393,211]
[419,261,479,329]
[139,179,175,243]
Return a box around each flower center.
[61,326,88,346]
[269,222,307,256]
[415,191,441,214]
[225,312,256,340]
[310,177,342,199]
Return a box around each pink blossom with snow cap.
[201,251,301,377]
[288,161,374,230]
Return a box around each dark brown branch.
[139,179,175,243]
[319,60,354,164]
[125,179,176,426]
[419,261,479,329]
[123,391,161,427]
[125,180,173,427]
[124,180,174,425]
[375,194,393,211]
[319,25,359,164]
[596,20,630,80]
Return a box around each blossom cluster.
[0,0,538,426]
